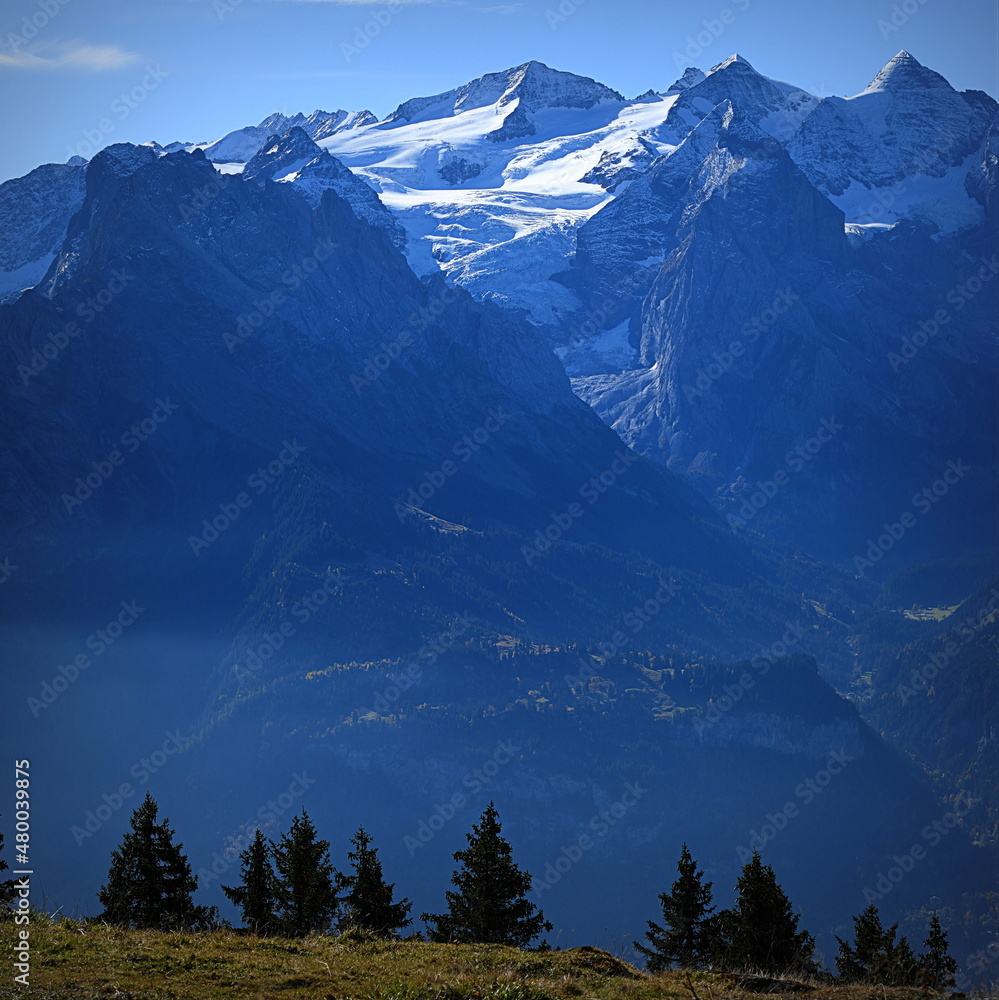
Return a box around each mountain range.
[2,51,994,564]
[0,51,995,970]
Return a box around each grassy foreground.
[0,922,946,1000]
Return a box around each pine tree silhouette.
[337,827,412,938]
[272,809,340,936]
[97,794,207,929]
[634,843,715,970]
[836,903,892,982]
[713,850,816,977]
[918,913,957,992]
[889,934,919,986]
[222,829,279,934]
[836,902,918,985]
[421,802,552,947]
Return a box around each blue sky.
[0,0,995,182]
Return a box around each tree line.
[39,796,548,946]
[0,801,958,990]
[636,843,957,991]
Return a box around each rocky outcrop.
[487,102,536,143]
[437,150,485,185]
[0,160,86,302]
[243,127,406,246]
[578,138,659,191]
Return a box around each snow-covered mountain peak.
[495,60,624,112]
[389,61,624,124]
[707,53,756,75]
[789,50,994,228]
[698,51,812,102]
[662,53,817,143]
[667,67,706,93]
[239,125,411,257]
[265,126,318,158]
[306,108,378,140]
[242,126,323,185]
[863,50,952,94]
[258,111,303,133]
[201,108,375,164]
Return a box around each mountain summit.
[203,108,376,163]
[388,60,625,123]
[863,49,956,94]
[242,126,407,244]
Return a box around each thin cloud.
[275,1,459,4]
[273,0,523,9]
[0,40,137,71]
[200,0,518,6]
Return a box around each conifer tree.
[889,933,919,987]
[421,802,552,947]
[272,809,340,936]
[98,794,205,929]
[917,913,957,992]
[634,843,715,970]
[713,851,816,977]
[222,829,279,934]
[836,903,917,985]
[337,827,412,938]
[836,903,891,982]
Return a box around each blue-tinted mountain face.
[0,52,995,968]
